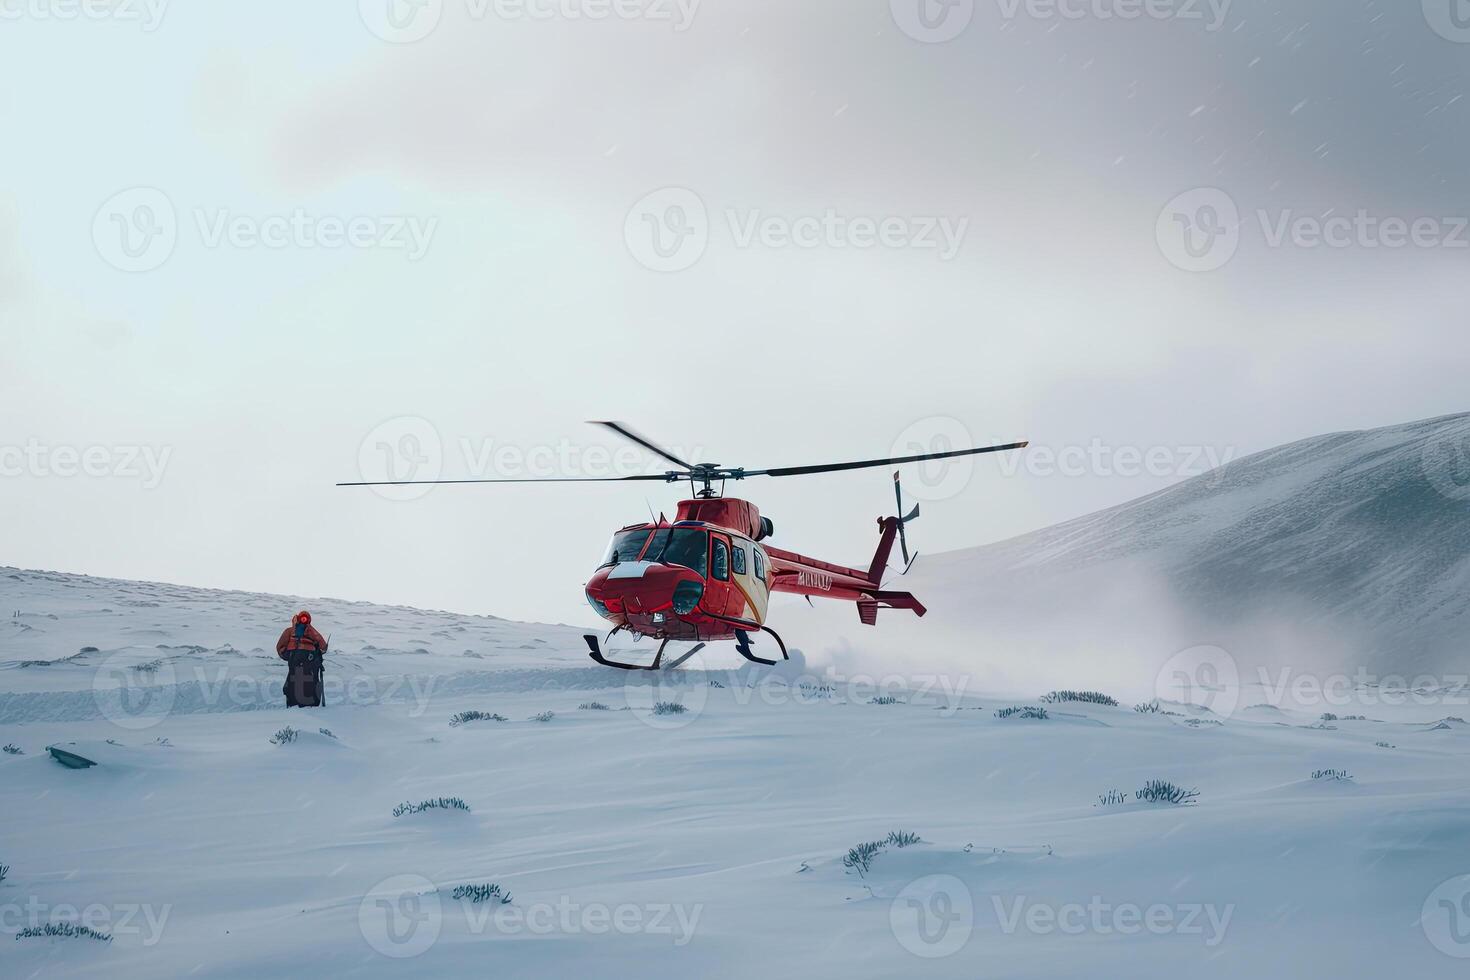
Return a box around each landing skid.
[734,626,789,666]
[584,633,706,672]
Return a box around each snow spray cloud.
[888,874,1234,957]
[91,187,438,273]
[889,416,1235,502]
[1,897,172,946]
[1156,187,1470,274]
[0,0,168,31]
[0,440,172,489]
[357,874,702,958]
[353,415,709,502]
[623,187,970,273]
[358,0,702,44]
[1423,874,1470,960]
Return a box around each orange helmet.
[295,610,312,625]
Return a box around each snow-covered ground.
[3,566,1470,977]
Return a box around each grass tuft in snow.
[449,711,508,727]
[1133,700,1161,714]
[0,863,8,883]
[269,726,299,745]
[1041,690,1118,707]
[1375,741,1395,749]
[709,679,725,688]
[2,744,22,755]
[842,840,885,878]
[841,831,922,877]
[530,711,555,723]
[134,658,164,674]
[1096,789,1127,807]
[869,696,902,706]
[15,922,112,942]
[394,797,471,817]
[452,882,512,904]
[652,702,689,716]
[995,706,1048,720]
[578,702,611,711]
[1311,769,1353,781]
[1135,780,1199,805]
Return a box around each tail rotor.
[893,471,920,572]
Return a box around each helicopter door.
[726,538,768,625]
[707,533,733,618]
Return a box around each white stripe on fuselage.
[607,561,656,580]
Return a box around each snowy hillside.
[3,564,1470,977]
[909,413,1470,677]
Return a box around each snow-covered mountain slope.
[0,566,590,720]
[3,562,1470,977]
[909,413,1470,677]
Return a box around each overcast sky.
[2,0,1468,628]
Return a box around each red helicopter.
[341,422,1027,670]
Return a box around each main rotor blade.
[590,421,696,471]
[337,474,678,488]
[744,441,1029,480]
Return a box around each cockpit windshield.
[643,528,708,577]
[600,528,652,567]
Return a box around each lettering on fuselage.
[797,570,834,592]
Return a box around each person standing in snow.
[276,610,328,708]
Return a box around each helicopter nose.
[587,562,702,618]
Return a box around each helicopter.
[340,422,1028,671]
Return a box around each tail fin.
[865,472,921,583]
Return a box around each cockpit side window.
[711,539,730,581]
[600,529,651,567]
[731,545,747,576]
